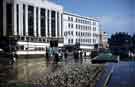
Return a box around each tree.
[131,34,135,53]
[0,36,17,52]
[108,32,132,58]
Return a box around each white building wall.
[95,21,100,44]
[3,0,7,36]
[19,3,23,36]
[2,0,100,54]
[3,0,63,37]
[63,12,100,51]
[1,0,64,55]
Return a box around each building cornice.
[64,11,99,22]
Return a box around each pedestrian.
[74,51,79,63]
[54,52,59,64]
[46,49,49,67]
[64,52,67,63]
[80,51,83,64]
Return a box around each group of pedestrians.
[46,48,59,66]
[46,48,83,68]
[46,48,60,72]
[64,50,83,64]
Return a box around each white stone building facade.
[99,32,109,49]
[63,12,100,54]
[0,0,100,57]
[0,0,63,56]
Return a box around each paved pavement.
[108,62,135,87]
[96,63,114,87]
[96,62,135,87]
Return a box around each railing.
[8,36,64,43]
[16,36,48,43]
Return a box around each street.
[96,61,135,87]
[108,62,135,87]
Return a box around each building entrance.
[50,40,58,47]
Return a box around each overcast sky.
[51,0,135,36]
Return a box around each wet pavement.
[108,62,135,87]
[96,62,135,87]
[96,63,114,87]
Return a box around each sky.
[51,0,135,36]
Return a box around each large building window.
[68,16,73,21]
[47,10,49,36]
[61,14,63,37]
[0,0,3,36]
[57,12,59,37]
[71,24,73,28]
[40,8,46,36]
[93,27,96,31]
[71,39,73,43]
[68,23,73,28]
[6,3,13,36]
[68,39,73,44]
[16,4,19,35]
[71,17,73,21]
[51,10,56,37]
[71,31,73,36]
[68,23,70,28]
[76,24,77,29]
[36,7,38,36]
[93,21,96,25]
[64,32,67,36]
[68,39,70,44]
[28,5,34,36]
[75,18,77,22]
[23,4,25,36]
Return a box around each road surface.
[96,62,135,87]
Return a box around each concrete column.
[13,3,17,35]
[34,7,36,36]
[45,9,48,37]
[49,10,51,37]
[3,0,6,36]
[91,25,94,45]
[55,11,57,37]
[59,13,61,37]
[38,7,41,37]
[19,4,23,36]
[25,5,28,36]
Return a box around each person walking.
[46,48,49,67]
[80,51,83,64]
[64,52,67,64]
[54,52,59,64]
[74,50,79,63]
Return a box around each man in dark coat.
[74,51,79,63]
